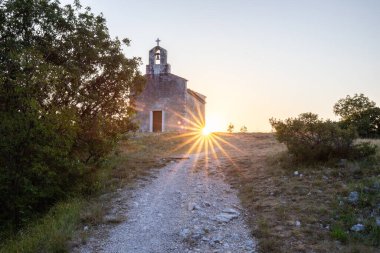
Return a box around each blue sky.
[60,0,380,131]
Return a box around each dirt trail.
[75,152,256,253]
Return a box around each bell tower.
[146,38,171,75]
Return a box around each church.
[135,39,206,132]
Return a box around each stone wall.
[185,90,206,130]
[135,73,187,132]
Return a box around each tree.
[333,93,376,120]
[0,0,144,231]
[240,125,248,133]
[334,94,380,138]
[227,123,234,133]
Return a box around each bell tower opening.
[146,38,171,75]
[155,49,161,64]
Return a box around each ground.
[73,135,256,253]
[70,133,380,253]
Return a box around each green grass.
[331,225,349,243]
[0,199,83,253]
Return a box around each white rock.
[295,220,301,227]
[294,171,299,176]
[348,191,359,204]
[215,213,239,223]
[351,223,365,232]
[222,208,240,215]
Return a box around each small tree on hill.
[227,123,234,133]
[240,125,248,133]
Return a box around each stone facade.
[135,40,206,132]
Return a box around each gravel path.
[76,153,256,253]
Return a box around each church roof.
[187,89,206,104]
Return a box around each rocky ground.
[74,152,256,253]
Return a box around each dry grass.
[216,133,380,253]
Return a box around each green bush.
[270,113,359,162]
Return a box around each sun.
[202,126,211,136]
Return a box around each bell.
[155,53,160,60]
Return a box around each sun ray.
[208,135,238,167]
[212,134,245,154]
[169,133,202,154]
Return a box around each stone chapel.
[135,39,206,132]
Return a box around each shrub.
[269,113,358,162]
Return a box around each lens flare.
[202,126,211,136]
[162,104,244,170]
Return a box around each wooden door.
[153,111,162,132]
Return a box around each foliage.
[334,94,380,138]
[240,125,248,133]
[0,0,144,233]
[227,123,234,133]
[333,93,376,120]
[269,113,360,162]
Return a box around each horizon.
[61,0,380,132]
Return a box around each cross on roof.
[156,38,161,46]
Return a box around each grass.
[0,200,83,253]
[216,134,380,253]
[0,132,193,253]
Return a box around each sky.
[61,0,380,132]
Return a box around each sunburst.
[161,104,245,174]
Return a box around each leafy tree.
[240,125,248,133]
[227,123,234,133]
[269,113,375,162]
[333,93,376,120]
[334,94,380,138]
[0,0,144,231]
